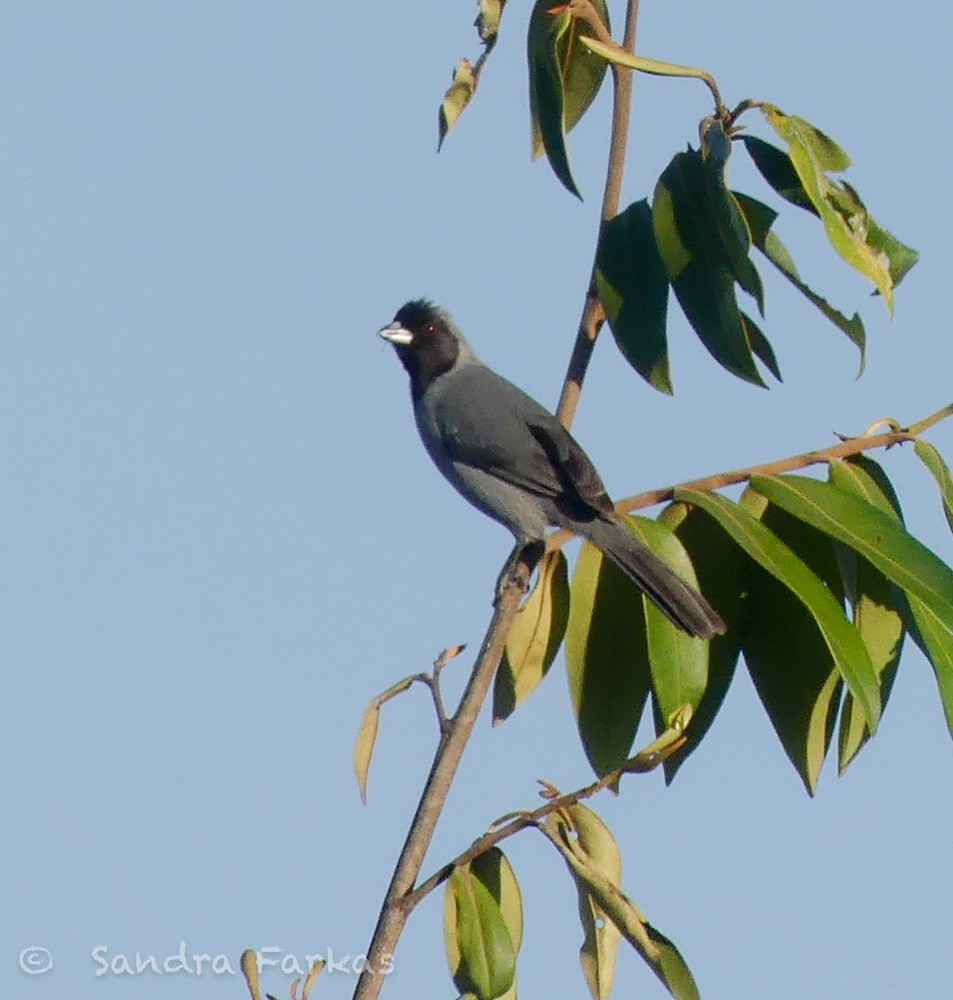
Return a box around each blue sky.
[4,2,952,998]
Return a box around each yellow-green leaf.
[438,59,476,151]
[570,805,623,1000]
[353,702,380,805]
[658,502,745,779]
[566,540,650,776]
[495,550,570,723]
[915,439,953,536]
[760,105,918,315]
[828,457,905,772]
[542,807,700,1000]
[627,517,709,723]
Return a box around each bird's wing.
[433,367,616,521]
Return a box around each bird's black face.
[379,299,460,398]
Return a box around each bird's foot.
[494,540,545,606]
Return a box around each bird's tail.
[580,518,726,639]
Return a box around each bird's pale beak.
[378,321,413,346]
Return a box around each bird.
[379,299,726,639]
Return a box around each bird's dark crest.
[394,299,445,332]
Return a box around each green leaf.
[915,439,953,535]
[751,474,953,621]
[566,539,650,776]
[733,190,866,370]
[445,854,518,1000]
[657,502,746,779]
[751,472,953,739]
[653,151,765,387]
[863,195,919,288]
[596,200,672,394]
[738,488,845,793]
[740,134,819,215]
[741,311,781,382]
[569,805,623,1000]
[438,60,477,150]
[898,594,953,739]
[495,550,570,723]
[759,105,918,315]
[828,458,905,771]
[542,806,701,1000]
[527,0,610,198]
[627,517,709,722]
[699,123,765,314]
[676,488,881,732]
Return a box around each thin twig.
[352,581,523,999]
[405,729,686,911]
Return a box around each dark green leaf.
[566,539,650,776]
[596,200,672,394]
[676,488,881,732]
[741,311,781,382]
[738,488,845,793]
[527,0,610,198]
[734,190,866,369]
[740,134,819,214]
[653,151,765,386]
[495,550,570,723]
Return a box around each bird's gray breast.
[412,366,553,539]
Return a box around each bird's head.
[379,299,474,396]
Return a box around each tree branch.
[352,4,646,996]
[555,0,641,427]
[353,583,523,999]
[545,402,953,552]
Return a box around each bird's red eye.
[425,323,436,335]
